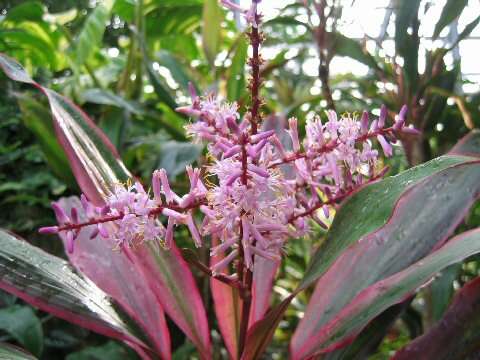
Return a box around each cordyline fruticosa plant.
[1,1,480,359]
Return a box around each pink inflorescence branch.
[40,91,417,274]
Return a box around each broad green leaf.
[0,342,36,360]
[393,276,480,360]
[0,229,147,351]
[0,305,43,357]
[74,1,114,67]
[433,0,468,39]
[5,2,45,22]
[202,0,222,66]
[227,37,248,102]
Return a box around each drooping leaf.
[58,197,171,360]
[243,131,480,359]
[0,53,130,206]
[0,342,36,360]
[0,229,147,352]
[0,53,211,357]
[0,305,43,357]
[433,0,468,39]
[202,0,222,66]
[393,276,480,360]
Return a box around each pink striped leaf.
[0,53,211,357]
[393,275,480,360]
[248,257,279,326]
[0,229,149,353]
[299,228,480,358]
[58,197,171,360]
[210,238,242,359]
[243,135,480,359]
[290,160,480,358]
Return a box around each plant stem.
[237,3,263,357]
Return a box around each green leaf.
[0,305,43,357]
[15,94,76,187]
[227,37,248,102]
[202,0,222,66]
[433,0,468,39]
[0,342,36,360]
[453,15,480,47]
[145,59,178,110]
[332,33,378,70]
[156,50,197,94]
[66,341,137,360]
[158,141,202,180]
[5,1,45,22]
[82,89,144,115]
[74,1,114,67]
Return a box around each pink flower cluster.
[41,91,417,273]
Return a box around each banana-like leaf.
[393,276,480,360]
[242,132,480,359]
[0,230,147,352]
[0,53,211,357]
[0,342,36,360]
[58,197,171,360]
